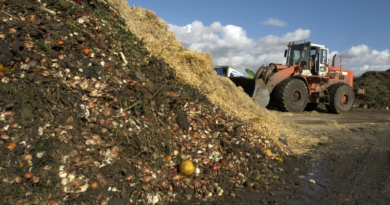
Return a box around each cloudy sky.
[126,0,390,76]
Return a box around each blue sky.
[125,0,390,76]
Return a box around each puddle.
[273,154,332,204]
[245,154,336,204]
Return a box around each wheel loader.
[229,40,364,113]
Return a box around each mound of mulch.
[354,69,390,109]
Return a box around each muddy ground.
[193,106,390,205]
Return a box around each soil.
[195,106,390,204]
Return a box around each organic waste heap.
[353,69,390,109]
[103,0,290,144]
[0,0,291,204]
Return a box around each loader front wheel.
[274,78,308,113]
[325,83,354,114]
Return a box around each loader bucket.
[253,78,270,107]
[229,77,256,96]
[229,77,270,107]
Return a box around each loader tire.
[325,83,354,114]
[274,78,308,113]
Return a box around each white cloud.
[252,29,310,55]
[169,21,309,74]
[169,21,389,77]
[331,45,390,76]
[262,18,287,27]
[341,45,371,58]
[340,45,390,66]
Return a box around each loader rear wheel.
[274,78,308,113]
[325,83,354,114]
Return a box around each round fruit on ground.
[263,149,272,156]
[179,160,195,176]
[210,164,218,172]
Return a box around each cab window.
[289,44,304,65]
[292,50,300,64]
[320,49,327,64]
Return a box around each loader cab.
[310,43,329,76]
[285,41,329,76]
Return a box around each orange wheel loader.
[229,40,364,113]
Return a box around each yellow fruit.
[0,64,11,72]
[179,160,195,176]
[263,149,272,156]
[275,157,283,163]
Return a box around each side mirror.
[284,50,287,57]
[332,54,337,66]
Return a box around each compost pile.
[102,0,291,145]
[0,0,291,204]
[353,69,390,109]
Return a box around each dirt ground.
[192,106,390,205]
[278,106,390,204]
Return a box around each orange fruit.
[164,155,172,162]
[6,142,16,151]
[82,49,91,56]
[91,182,98,188]
[24,172,33,179]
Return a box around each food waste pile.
[353,69,390,109]
[0,0,291,204]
